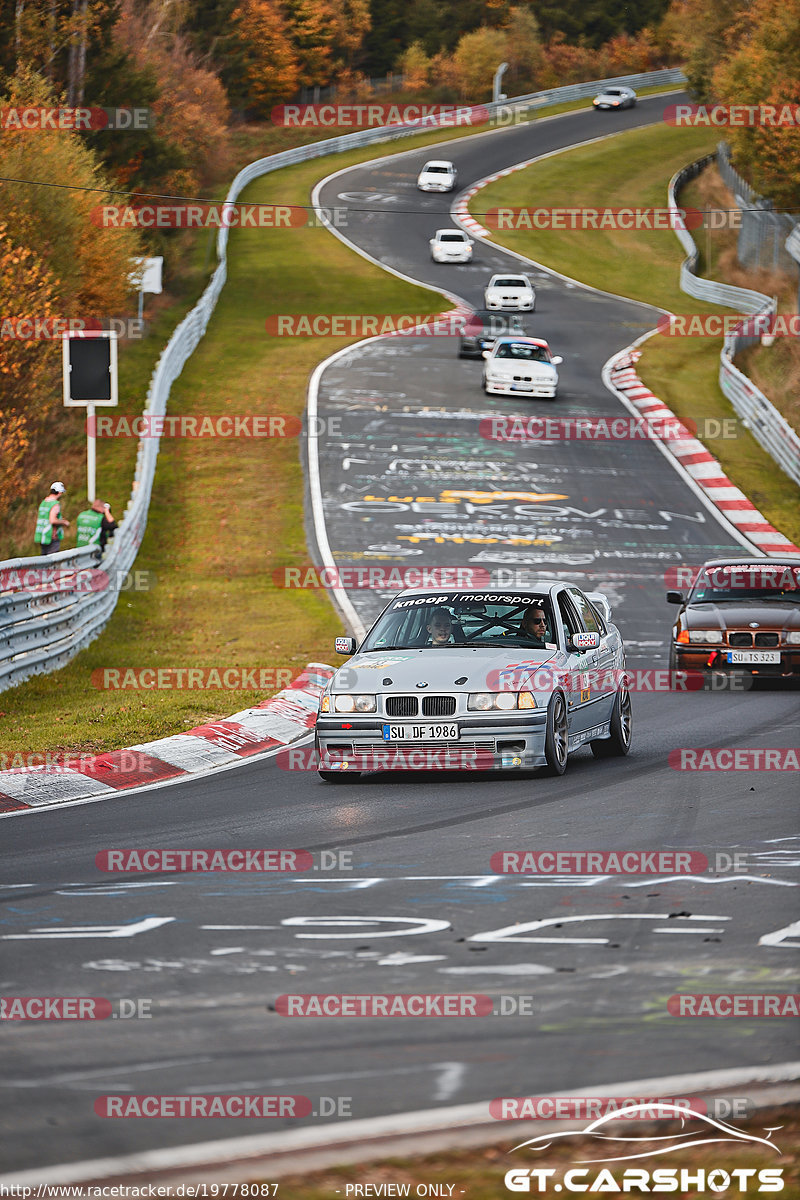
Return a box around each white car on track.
[429,228,473,263]
[482,336,562,398]
[417,160,458,192]
[592,86,637,110]
[484,273,535,310]
[315,583,631,780]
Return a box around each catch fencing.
[0,68,686,693]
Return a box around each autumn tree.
[399,41,431,90]
[0,222,61,513]
[0,66,142,319]
[226,0,300,114]
[503,7,546,94]
[448,26,508,100]
[712,0,800,209]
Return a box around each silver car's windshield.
[360,594,557,650]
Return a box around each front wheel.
[542,691,569,775]
[591,685,632,757]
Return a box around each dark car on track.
[666,557,800,680]
[458,310,527,358]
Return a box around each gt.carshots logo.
[503,1103,784,1192]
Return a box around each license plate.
[511,383,532,391]
[726,650,780,664]
[382,724,459,741]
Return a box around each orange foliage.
[230,0,300,115]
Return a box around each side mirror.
[481,350,491,359]
[335,636,357,655]
[666,591,684,605]
[570,631,600,652]
[551,356,563,365]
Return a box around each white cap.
[51,482,66,494]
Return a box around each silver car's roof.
[392,582,571,599]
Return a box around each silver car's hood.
[333,647,559,691]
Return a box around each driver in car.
[426,607,456,645]
[518,605,549,648]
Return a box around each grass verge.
[468,123,800,546]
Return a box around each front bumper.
[486,299,533,310]
[484,377,557,397]
[433,251,472,262]
[316,712,549,771]
[672,645,800,678]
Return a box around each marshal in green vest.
[76,508,104,547]
[34,498,61,546]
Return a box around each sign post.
[62,331,118,502]
[129,256,163,322]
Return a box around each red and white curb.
[608,350,800,556]
[0,663,333,814]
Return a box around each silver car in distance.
[316,584,632,780]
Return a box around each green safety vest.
[76,509,104,547]
[34,498,61,545]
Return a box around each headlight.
[333,694,376,713]
[785,631,800,644]
[320,695,331,713]
[688,630,723,644]
[468,692,536,710]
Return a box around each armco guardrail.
[0,68,686,694]
[668,156,800,488]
